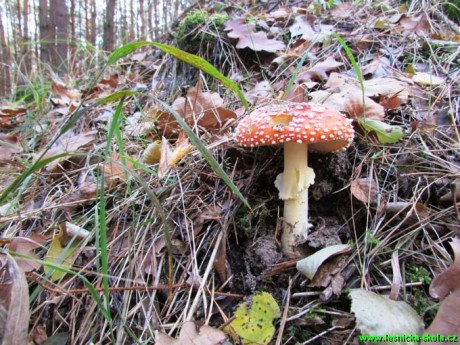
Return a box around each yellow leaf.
[224,292,280,345]
[43,222,90,281]
[412,72,445,86]
[158,133,193,178]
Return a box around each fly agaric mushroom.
[235,103,354,258]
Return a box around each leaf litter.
[1,1,460,344]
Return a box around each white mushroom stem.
[275,142,315,258]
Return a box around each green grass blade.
[97,90,139,105]
[0,153,69,204]
[156,99,251,209]
[334,33,365,105]
[107,41,150,65]
[282,39,317,101]
[97,98,128,316]
[107,41,249,110]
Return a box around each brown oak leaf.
[295,56,343,83]
[155,321,228,345]
[422,237,460,343]
[172,87,236,132]
[224,17,285,52]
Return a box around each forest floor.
[1,0,459,344]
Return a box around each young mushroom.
[235,103,354,258]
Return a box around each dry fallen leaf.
[350,177,379,204]
[0,254,30,345]
[0,104,26,127]
[0,104,27,117]
[383,201,430,225]
[60,181,98,214]
[412,72,445,86]
[363,78,410,103]
[323,73,410,111]
[100,153,134,188]
[295,56,343,83]
[155,321,228,345]
[8,234,46,272]
[422,237,460,342]
[224,17,286,52]
[289,14,317,40]
[423,290,460,344]
[289,14,333,42]
[43,222,91,281]
[345,94,385,120]
[172,87,237,132]
[398,12,430,37]
[284,84,308,102]
[213,233,227,283]
[51,81,82,103]
[330,2,356,19]
[309,253,349,301]
[42,130,97,172]
[350,289,424,341]
[0,133,22,161]
[361,56,392,78]
[297,244,351,280]
[245,81,273,105]
[430,237,460,301]
[98,74,119,88]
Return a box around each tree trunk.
[90,0,96,45]
[69,0,77,74]
[48,0,57,65]
[22,0,31,78]
[147,0,153,41]
[0,5,12,96]
[103,0,116,51]
[15,0,22,60]
[163,0,168,31]
[129,0,135,41]
[153,0,159,40]
[53,0,69,73]
[119,0,127,43]
[139,0,144,40]
[174,0,180,23]
[39,0,51,64]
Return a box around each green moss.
[407,265,431,285]
[176,10,229,53]
[176,10,208,41]
[365,231,380,247]
[211,13,228,27]
[443,1,460,23]
[412,289,437,322]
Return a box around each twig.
[275,278,292,345]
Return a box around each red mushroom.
[235,103,354,258]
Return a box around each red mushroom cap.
[235,103,354,152]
